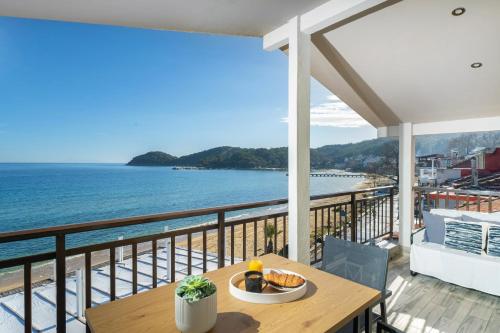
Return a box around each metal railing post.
[24,263,32,333]
[56,234,66,333]
[389,187,394,239]
[218,211,225,268]
[350,193,357,242]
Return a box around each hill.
[127,151,177,166]
[175,146,288,169]
[127,140,397,173]
[127,131,499,175]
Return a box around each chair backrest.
[321,236,389,292]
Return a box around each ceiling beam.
[263,0,395,51]
[312,34,400,127]
[263,23,290,52]
[313,0,401,35]
[377,126,399,138]
[378,116,500,138]
[413,116,500,136]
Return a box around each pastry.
[264,272,305,288]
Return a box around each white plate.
[228,268,307,304]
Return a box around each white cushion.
[422,209,464,245]
[460,211,500,226]
[429,208,464,219]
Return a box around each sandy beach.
[176,175,393,263]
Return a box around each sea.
[0,163,364,260]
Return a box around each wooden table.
[86,254,380,332]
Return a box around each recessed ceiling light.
[471,62,483,68]
[452,7,466,16]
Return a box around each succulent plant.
[175,275,216,303]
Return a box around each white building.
[418,168,462,186]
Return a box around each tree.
[448,134,476,155]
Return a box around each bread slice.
[264,272,305,288]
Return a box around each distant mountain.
[127,139,397,173]
[415,131,500,156]
[127,131,499,175]
[175,146,288,169]
[127,151,177,166]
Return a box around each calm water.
[0,164,363,259]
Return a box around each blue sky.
[0,17,376,163]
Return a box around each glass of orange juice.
[247,258,263,272]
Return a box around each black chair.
[376,320,404,333]
[321,237,391,332]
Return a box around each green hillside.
[127,131,499,175]
[127,151,177,166]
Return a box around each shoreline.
[0,174,393,294]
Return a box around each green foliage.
[175,275,216,303]
[175,146,288,169]
[264,223,281,238]
[127,151,177,166]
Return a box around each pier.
[286,172,365,178]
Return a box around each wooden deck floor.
[385,255,500,333]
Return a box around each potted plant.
[264,224,282,254]
[175,275,217,333]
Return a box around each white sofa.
[410,209,500,296]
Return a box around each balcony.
[0,186,499,332]
[0,187,392,330]
[1,0,500,332]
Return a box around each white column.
[287,16,311,264]
[398,122,415,248]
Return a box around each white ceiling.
[0,0,328,36]
[323,0,500,125]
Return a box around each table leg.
[365,307,372,333]
[353,316,359,333]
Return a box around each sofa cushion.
[487,225,500,257]
[422,211,445,244]
[460,211,500,226]
[423,209,463,244]
[429,209,464,219]
[444,219,486,255]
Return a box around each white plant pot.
[175,292,217,333]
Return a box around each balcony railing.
[0,185,395,333]
[414,186,500,227]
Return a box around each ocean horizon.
[0,163,364,260]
